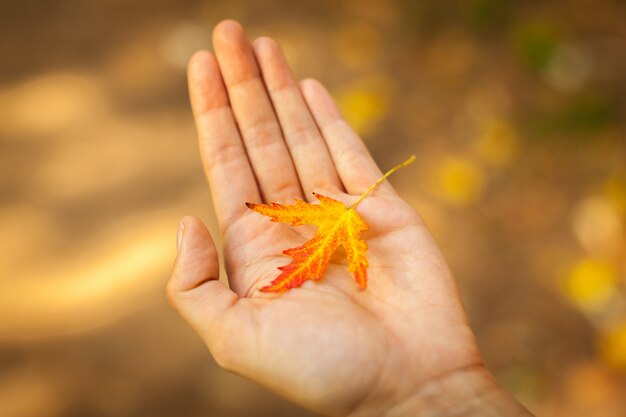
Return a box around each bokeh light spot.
[565,259,617,311]
[434,156,485,206]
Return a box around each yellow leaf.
[247,156,415,292]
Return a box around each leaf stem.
[349,155,416,209]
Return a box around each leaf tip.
[354,268,368,290]
[260,283,286,293]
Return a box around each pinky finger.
[299,78,394,196]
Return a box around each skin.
[168,20,534,417]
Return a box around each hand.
[168,20,533,417]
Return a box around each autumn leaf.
[247,155,416,293]
[247,193,368,292]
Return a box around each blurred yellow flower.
[473,119,520,166]
[434,156,485,206]
[601,325,626,371]
[336,76,392,135]
[565,259,618,310]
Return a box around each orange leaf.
[247,155,415,293]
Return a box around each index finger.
[188,50,261,229]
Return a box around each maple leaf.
[246,155,415,293]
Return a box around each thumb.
[167,215,238,339]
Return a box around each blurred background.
[1,0,625,416]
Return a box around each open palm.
[169,20,487,417]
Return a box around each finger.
[188,50,261,228]
[167,216,258,372]
[213,20,302,202]
[252,37,343,197]
[299,78,395,196]
[167,216,238,337]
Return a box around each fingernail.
[176,221,185,252]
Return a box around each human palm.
[169,20,484,417]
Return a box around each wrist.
[348,365,534,417]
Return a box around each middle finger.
[213,20,303,202]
